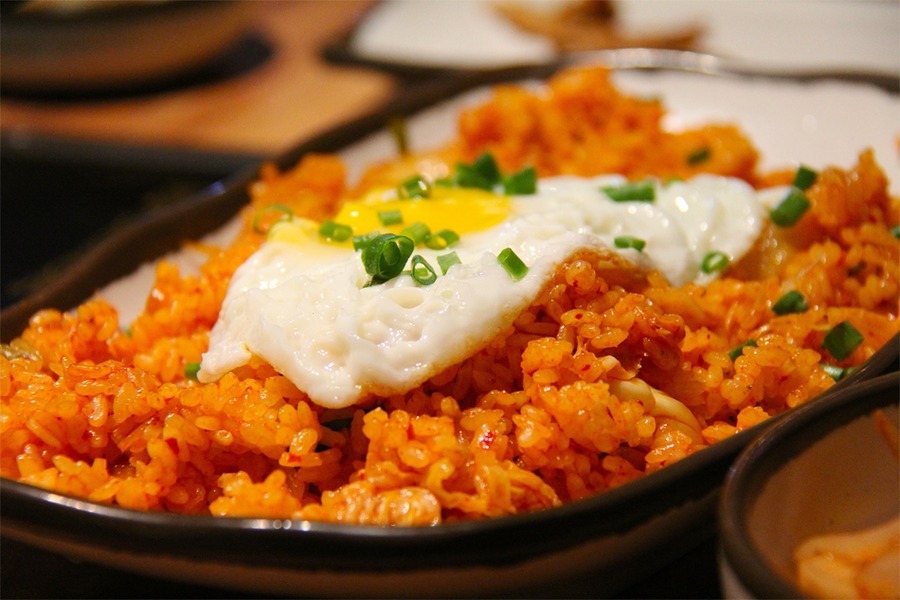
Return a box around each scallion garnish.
[772,290,809,315]
[437,251,461,274]
[728,339,757,362]
[378,209,404,226]
[792,165,818,191]
[891,224,900,239]
[410,255,438,285]
[424,229,460,250]
[700,251,730,274]
[362,234,414,285]
[252,204,294,234]
[613,235,646,252]
[497,247,528,280]
[319,221,353,242]
[389,116,409,156]
[352,231,380,251]
[503,166,537,195]
[398,175,432,199]
[456,153,501,190]
[454,165,493,190]
[401,222,431,245]
[184,362,201,381]
[770,188,810,227]
[822,321,864,361]
[687,147,711,165]
[821,363,849,382]
[602,180,655,202]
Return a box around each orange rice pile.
[2,67,898,524]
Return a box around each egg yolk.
[269,186,512,248]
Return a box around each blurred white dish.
[348,0,899,75]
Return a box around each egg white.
[198,175,767,408]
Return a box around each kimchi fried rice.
[2,66,898,525]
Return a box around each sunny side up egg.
[198,174,782,409]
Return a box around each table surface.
[1,1,896,598]
[0,1,395,157]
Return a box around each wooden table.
[0,1,396,157]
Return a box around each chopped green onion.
[184,362,201,381]
[602,180,655,202]
[410,255,438,285]
[772,290,809,315]
[792,165,818,191]
[433,175,456,188]
[252,204,293,234]
[472,153,501,183]
[503,166,537,195]
[318,221,353,242]
[456,153,501,190]
[437,251,461,274]
[388,116,409,156]
[400,222,431,245]
[821,363,849,382]
[497,247,528,281]
[362,234,414,285]
[123,326,133,339]
[378,209,404,226]
[770,188,810,227]
[700,251,730,274]
[822,321,864,361]
[352,231,381,251]
[686,147,711,165]
[613,235,646,252]
[455,164,493,190]
[424,229,460,250]
[398,175,432,199]
[891,224,900,239]
[728,339,757,362]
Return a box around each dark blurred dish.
[718,371,899,599]
[0,0,257,95]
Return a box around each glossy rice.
[2,67,898,524]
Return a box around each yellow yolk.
[335,186,511,243]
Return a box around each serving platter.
[1,61,898,597]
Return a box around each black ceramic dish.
[718,371,900,599]
[1,63,898,597]
[0,0,258,96]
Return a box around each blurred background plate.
[325,0,900,77]
[0,0,258,95]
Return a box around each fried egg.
[198,175,769,408]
